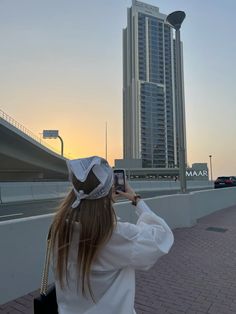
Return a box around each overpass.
[0,109,68,181]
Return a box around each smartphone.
[113,169,126,193]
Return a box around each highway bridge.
[0,109,68,181]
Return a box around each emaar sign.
[186,170,208,177]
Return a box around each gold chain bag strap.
[40,228,52,295]
[34,227,58,314]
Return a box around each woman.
[51,156,174,314]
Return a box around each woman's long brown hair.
[51,170,116,301]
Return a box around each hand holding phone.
[113,169,126,193]
[113,178,139,204]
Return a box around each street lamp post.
[57,135,64,156]
[209,155,213,181]
[166,11,187,193]
[105,122,108,160]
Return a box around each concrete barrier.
[130,180,213,191]
[0,182,34,203]
[0,180,213,204]
[57,182,71,198]
[0,182,71,204]
[1,187,236,304]
[0,214,55,304]
[31,182,70,201]
[190,187,236,220]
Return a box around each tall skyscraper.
[123,0,186,168]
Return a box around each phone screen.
[113,169,126,192]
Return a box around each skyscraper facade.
[123,0,186,168]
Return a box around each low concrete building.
[114,159,209,181]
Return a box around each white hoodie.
[53,200,174,314]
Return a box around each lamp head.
[166,11,186,30]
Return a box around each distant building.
[123,0,186,168]
[114,159,209,181]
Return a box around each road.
[0,199,61,222]
[0,187,212,222]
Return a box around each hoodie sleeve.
[97,200,174,271]
[129,200,174,270]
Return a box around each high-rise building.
[123,0,186,168]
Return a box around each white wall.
[1,187,235,304]
[0,180,213,204]
[0,182,70,203]
[130,180,213,191]
[0,214,54,304]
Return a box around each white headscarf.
[67,156,113,208]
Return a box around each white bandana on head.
[67,156,113,208]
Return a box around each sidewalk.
[1,204,236,314]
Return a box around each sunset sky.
[1,0,236,179]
